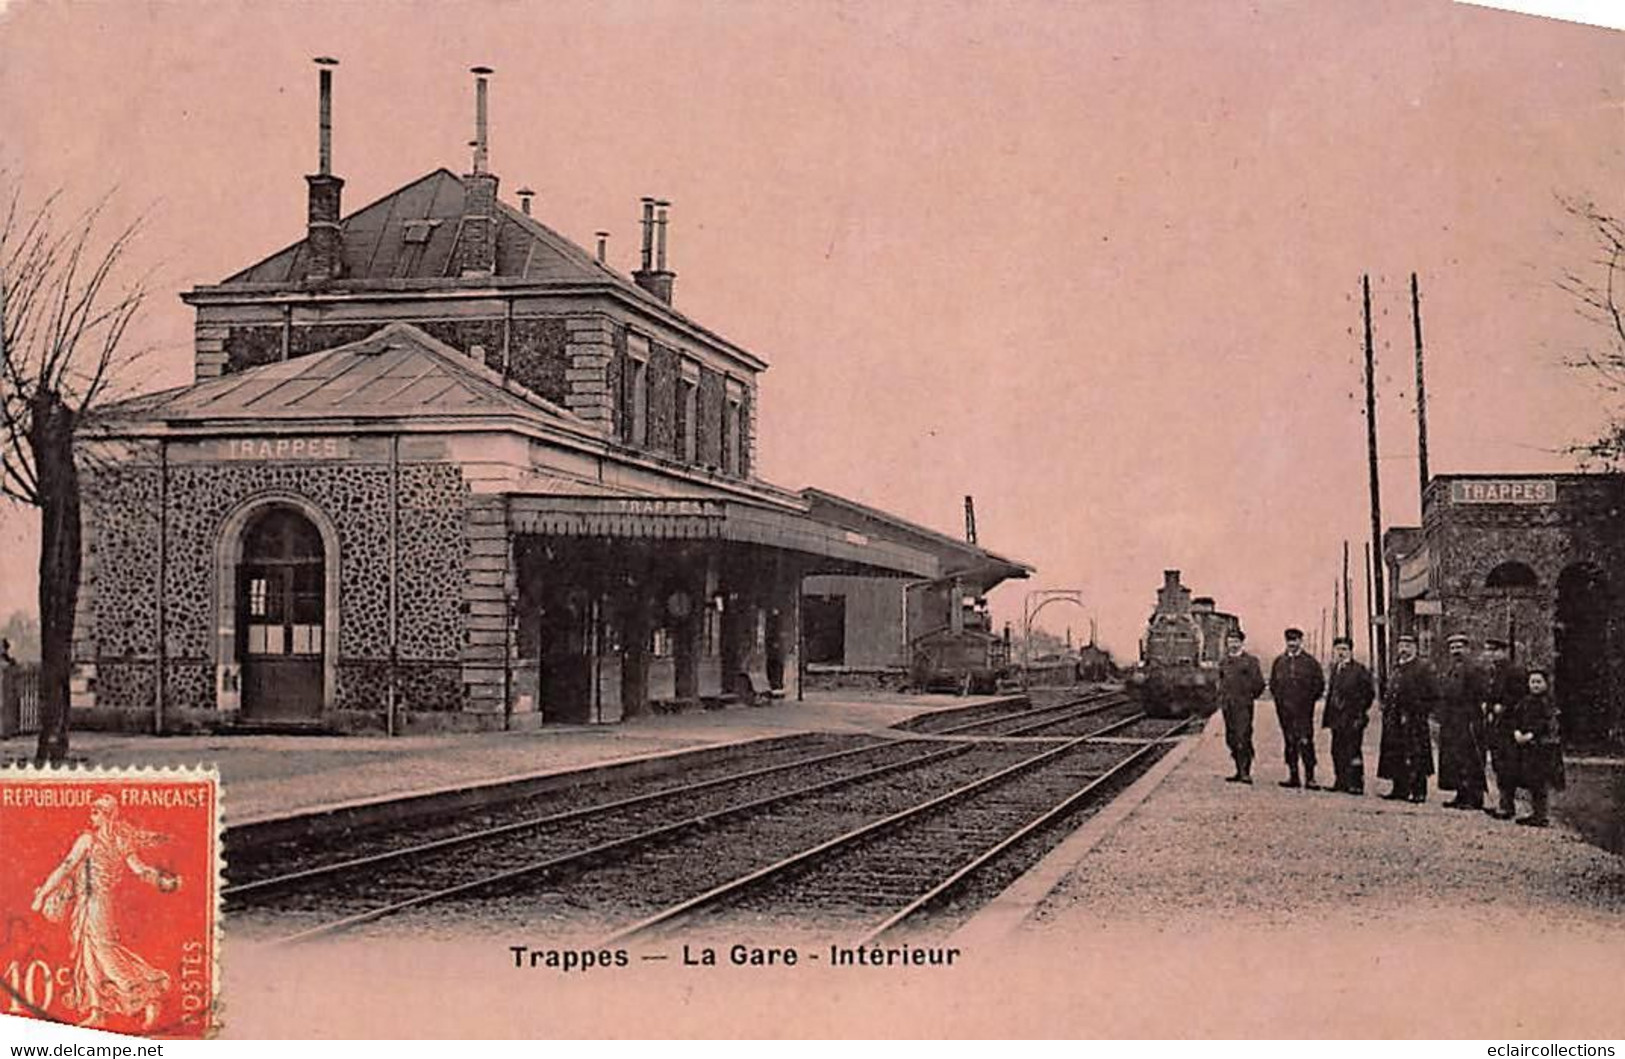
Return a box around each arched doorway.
[237,506,327,722]
[1484,560,1540,659]
[1555,563,1611,747]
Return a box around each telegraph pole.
[1411,272,1430,503]
[1364,542,1378,675]
[1364,275,1389,692]
[1342,540,1353,647]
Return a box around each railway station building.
[1384,472,1624,746]
[68,68,1024,734]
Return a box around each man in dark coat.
[1269,627,1326,789]
[1322,635,1375,795]
[1481,637,1528,818]
[1379,634,1438,802]
[1217,630,1267,784]
[1436,632,1487,809]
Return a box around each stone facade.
[74,439,472,731]
[1395,473,1625,745]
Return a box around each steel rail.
[261,706,1143,945]
[260,708,1137,948]
[917,688,1120,735]
[854,715,1201,942]
[596,717,1155,946]
[230,692,1130,902]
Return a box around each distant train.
[1127,571,1240,718]
[907,581,1010,695]
[909,626,1007,695]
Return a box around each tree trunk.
[31,392,80,766]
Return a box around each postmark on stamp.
[0,767,221,1039]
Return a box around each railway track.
[232,691,1180,945]
[227,691,1128,892]
[601,716,1198,945]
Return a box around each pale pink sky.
[0,0,1620,657]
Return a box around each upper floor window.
[627,333,650,448]
[723,397,740,476]
[723,378,746,477]
[678,362,699,464]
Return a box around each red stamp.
[0,768,220,1038]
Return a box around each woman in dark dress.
[1496,670,1563,827]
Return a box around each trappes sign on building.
[1449,479,1556,505]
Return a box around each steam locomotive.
[1127,571,1239,718]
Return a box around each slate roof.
[205,168,766,371]
[222,169,613,288]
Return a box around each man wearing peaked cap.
[1380,633,1438,802]
[1322,635,1375,794]
[1217,628,1267,784]
[1269,627,1325,789]
[1438,632,1488,810]
[1481,636,1528,818]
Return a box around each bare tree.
[0,182,148,764]
[1559,196,1625,465]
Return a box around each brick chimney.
[459,66,499,278]
[632,198,676,304]
[303,57,344,284]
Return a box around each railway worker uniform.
[1268,629,1326,789]
[1436,633,1488,810]
[1321,636,1374,795]
[1379,635,1438,803]
[1217,632,1267,784]
[1482,639,1529,819]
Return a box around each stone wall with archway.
[213,493,342,714]
[1418,474,1625,745]
[76,451,470,727]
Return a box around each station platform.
[957,700,1625,1038]
[0,690,1012,826]
[210,693,1625,1038]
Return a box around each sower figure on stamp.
[1217,629,1266,784]
[1482,637,1528,819]
[1379,634,1438,803]
[1322,635,1374,795]
[30,795,180,1030]
[1437,632,1488,810]
[1269,627,1325,789]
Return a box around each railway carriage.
[909,626,1006,695]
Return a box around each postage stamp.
[0,768,221,1039]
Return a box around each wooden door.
[238,509,325,722]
